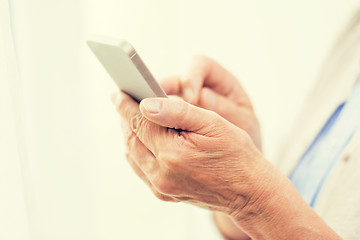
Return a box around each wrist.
[228,157,279,222]
[228,162,341,240]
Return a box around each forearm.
[230,163,341,240]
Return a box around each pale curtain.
[0,0,29,239]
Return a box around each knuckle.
[125,132,138,149]
[158,151,182,170]
[129,115,140,131]
[196,109,222,132]
[181,75,193,85]
[129,115,148,133]
[182,55,210,84]
[115,95,128,114]
[125,133,147,161]
[209,110,224,125]
[152,174,174,195]
[177,104,189,120]
[191,54,210,64]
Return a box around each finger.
[159,76,181,96]
[120,118,133,141]
[126,152,153,188]
[120,118,158,174]
[123,122,178,202]
[180,55,248,105]
[198,87,253,127]
[139,97,224,136]
[114,91,174,156]
[126,154,177,202]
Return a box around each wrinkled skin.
[157,56,258,239]
[117,56,260,239]
[114,92,269,216]
[112,56,341,240]
[160,55,262,151]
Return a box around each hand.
[160,55,262,150]
[113,92,271,217]
[112,93,341,240]
[160,56,259,239]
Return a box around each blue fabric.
[290,78,360,207]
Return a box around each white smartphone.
[87,35,167,102]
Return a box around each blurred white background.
[1,0,360,239]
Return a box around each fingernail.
[141,99,162,114]
[183,88,194,102]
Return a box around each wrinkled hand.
[160,55,262,150]
[111,57,341,240]
[112,92,271,217]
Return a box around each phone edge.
[119,40,168,98]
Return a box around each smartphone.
[87,35,167,102]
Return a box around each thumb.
[139,97,222,135]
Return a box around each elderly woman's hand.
[113,92,272,217]
[160,55,262,150]
[159,55,261,239]
[112,91,341,240]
